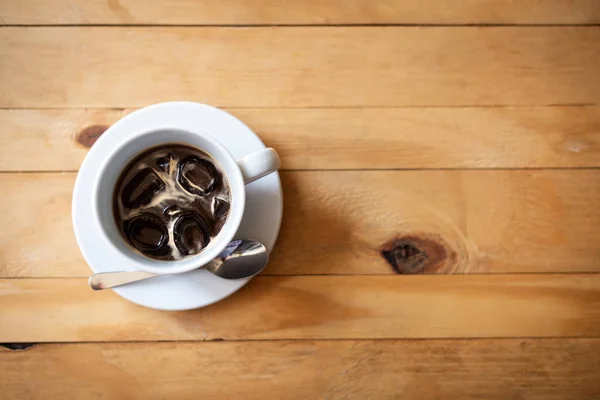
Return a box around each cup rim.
[91,125,246,275]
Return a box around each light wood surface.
[2,106,600,171]
[2,170,599,278]
[1,2,599,398]
[2,339,599,400]
[1,0,599,25]
[2,27,599,108]
[1,274,599,342]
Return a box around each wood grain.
[0,274,599,342]
[0,2,598,395]
[1,339,599,400]
[1,170,599,278]
[1,0,599,25]
[2,106,600,171]
[1,27,598,108]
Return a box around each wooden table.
[1,1,600,399]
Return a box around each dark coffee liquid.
[113,144,231,260]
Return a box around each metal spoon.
[88,239,268,291]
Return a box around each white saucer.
[72,102,283,310]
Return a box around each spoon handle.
[88,270,159,290]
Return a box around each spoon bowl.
[205,239,268,279]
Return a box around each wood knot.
[380,233,455,274]
[76,125,108,148]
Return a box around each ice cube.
[163,204,183,218]
[178,156,219,196]
[212,197,230,219]
[155,154,173,174]
[124,213,169,257]
[173,212,210,256]
[120,168,165,209]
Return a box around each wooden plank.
[1,0,599,25]
[1,170,599,278]
[1,27,598,108]
[1,339,599,400]
[2,106,600,171]
[0,109,128,171]
[0,274,599,341]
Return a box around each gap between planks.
[4,167,600,174]
[1,0,599,25]
[2,24,600,27]
[0,104,597,109]
[4,336,600,347]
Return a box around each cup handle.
[237,148,281,184]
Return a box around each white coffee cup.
[92,126,280,275]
